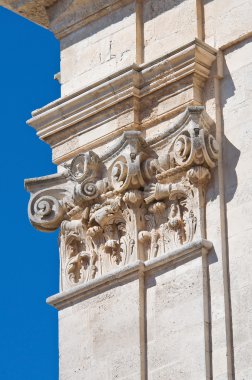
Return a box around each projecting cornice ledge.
[27,40,217,164]
[0,0,57,28]
[0,0,134,37]
[47,238,212,310]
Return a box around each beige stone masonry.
[2,0,252,379]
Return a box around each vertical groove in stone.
[136,0,144,64]
[202,250,213,380]
[196,0,205,41]
[200,185,213,379]
[139,270,147,380]
[214,51,235,380]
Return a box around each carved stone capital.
[25,107,218,290]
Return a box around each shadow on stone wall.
[207,135,240,205]
[223,135,240,204]
[61,3,135,50]
[61,0,188,50]
[143,0,186,23]
[206,53,239,206]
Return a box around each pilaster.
[1,1,229,379]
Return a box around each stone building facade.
[1,1,252,379]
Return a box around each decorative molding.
[0,0,57,28]
[47,238,212,310]
[25,106,218,291]
[1,0,133,37]
[27,40,217,164]
[48,0,133,39]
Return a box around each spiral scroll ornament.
[172,127,218,169]
[173,134,191,165]
[109,153,146,192]
[206,134,219,163]
[28,194,65,232]
[74,179,99,203]
[81,180,98,198]
[70,151,101,183]
[110,157,128,191]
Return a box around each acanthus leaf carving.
[25,107,218,290]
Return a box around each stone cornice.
[25,171,68,192]
[47,238,212,310]
[0,0,57,29]
[27,39,217,164]
[48,0,133,39]
[0,0,133,37]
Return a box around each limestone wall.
[143,0,197,62]
[146,257,206,379]
[60,2,136,95]
[59,278,141,379]
[204,0,252,48]
[2,0,251,379]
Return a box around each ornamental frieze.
[25,107,218,290]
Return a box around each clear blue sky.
[0,6,60,379]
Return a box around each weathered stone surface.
[25,107,218,292]
[146,257,205,379]
[60,2,136,95]
[204,0,252,48]
[58,278,141,380]
[0,0,55,27]
[144,0,197,62]
[2,0,252,379]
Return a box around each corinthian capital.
[25,107,218,289]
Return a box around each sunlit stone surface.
[2,0,252,378]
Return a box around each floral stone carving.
[25,107,218,290]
